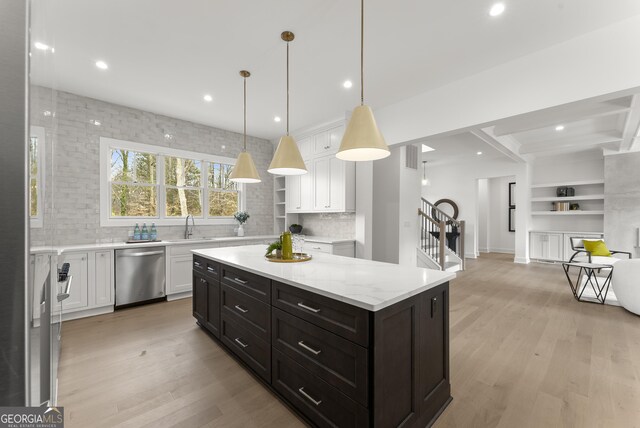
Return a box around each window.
[208,162,239,217]
[100,138,243,226]
[30,126,45,228]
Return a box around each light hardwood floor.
[58,253,640,427]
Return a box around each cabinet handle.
[234,337,249,348]
[325,205,330,208]
[234,304,249,313]
[311,247,322,250]
[194,261,201,267]
[207,266,216,273]
[324,145,330,149]
[234,277,248,284]
[297,302,321,313]
[296,206,301,209]
[298,387,322,406]
[298,341,322,355]
[431,296,437,318]
[200,278,206,283]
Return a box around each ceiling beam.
[472,127,528,163]
[619,95,640,152]
[491,100,631,137]
[519,132,622,155]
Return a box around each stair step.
[444,262,461,273]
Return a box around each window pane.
[165,156,202,187]
[29,137,38,217]
[110,149,156,184]
[208,163,237,190]
[209,191,238,217]
[165,188,202,217]
[111,184,157,216]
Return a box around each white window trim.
[30,126,45,229]
[99,137,245,227]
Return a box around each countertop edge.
[192,249,455,312]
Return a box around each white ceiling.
[419,133,505,165]
[30,0,640,140]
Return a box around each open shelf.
[531,194,604,202]
[530,179,604,189]
[276,188,286,192]
[531,211,604,216]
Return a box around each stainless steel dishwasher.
[115,247,166,307]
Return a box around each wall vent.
[405,144,418,169]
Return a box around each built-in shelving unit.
[274,176,286,234]
[529,178,604,235]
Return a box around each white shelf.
[276,188,286,192]
[275,202,286,205]
[276,215,286,219]
[531,211,604,216]
[531,194,604,202]
[530,179,604,189]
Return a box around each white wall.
[423,156,530,262]
[477,179,489,252]
[487,176,516,254]
[376,15,640,147]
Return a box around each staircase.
[417,198,465,272]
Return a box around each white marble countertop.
[30,235,278,255]
[193,245,455,312]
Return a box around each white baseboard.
[465,252,477,259]
[488,248,515,254]
[478,247,489,253]
[167,291,192,301]
[514,257,530,264]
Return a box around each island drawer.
[272,281,370,347]
[272,350,369,428]
[272,308,368,406]
[193,256,220,279]
[222,265,270,303]
[306,242,333,254]
[221,316,271,383]
[222,283,270,341]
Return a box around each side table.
[562,262,614,304]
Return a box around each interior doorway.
[477,176,516,255]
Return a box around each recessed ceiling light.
[203,94,213,102]
[477,151,483,155]
[274,116,281,123]
[90,119,101,126]
[489,3,505,17]
[555,125,565,131]
[34,42,50,51]
[343,80,353,89]
[95,60,108,70]
[421,144,435,153]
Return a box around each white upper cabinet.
[284,122,354,214]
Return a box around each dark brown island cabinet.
[192,251,452,428]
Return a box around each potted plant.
[265,240,282,258]
[289,223,303,234]
[233,211,250,237]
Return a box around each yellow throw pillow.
[583,240,611,257]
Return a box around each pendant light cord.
[286,41,290,136]
[360,0,364,106]
[243,76,247,151]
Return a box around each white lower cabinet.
[95,251,114,307]
[168,255,194,294]
[56,252,89,313]
[306,241,355,257]
[530,231,604,262]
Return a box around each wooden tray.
[126,239,162,244]
[265,252,312,263]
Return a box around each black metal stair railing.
[418,198,465,271]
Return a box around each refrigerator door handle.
[57,275,73,302]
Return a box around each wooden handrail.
[421,197,461,228]
[419,198,465,271]
[417,208,439,225]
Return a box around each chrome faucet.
[185,214,195,239]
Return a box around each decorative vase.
[289,224,303,234]
[237,224,245,237]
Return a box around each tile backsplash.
[298,213,356,239]
[30,86,274,247]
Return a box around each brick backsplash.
[30,86,274,246]
[297,213,356,239]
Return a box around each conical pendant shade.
[229,151,261,184]
[268,135,307,175]
[337,105,390,161]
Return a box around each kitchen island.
[192,245,455,427]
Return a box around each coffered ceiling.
[30,0,640,139]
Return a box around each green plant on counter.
[265,240,282,256]
[234,210,250,224]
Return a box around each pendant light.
[421,161,430,186]
[337,0,390,162]
[268,31,307,176]
[229,70,261,184]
